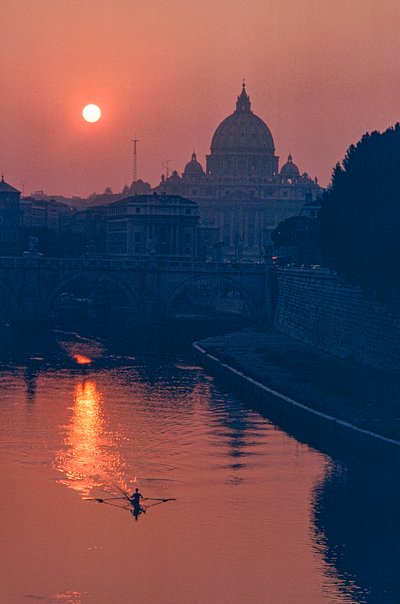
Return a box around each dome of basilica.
[280,154,300,180]
[210,84,275,153]
[183,152,205,178]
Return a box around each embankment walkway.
[193,329,400,454]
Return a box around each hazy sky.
[1,0,399,196]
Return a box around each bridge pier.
[136,270,166,321]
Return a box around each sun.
[82,104,101,123]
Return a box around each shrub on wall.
[271,216,321,266]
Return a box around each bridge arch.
[165,273,255,320]
[48,271,139,321]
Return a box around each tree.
[319,124,400,298]
[271,215,321,265]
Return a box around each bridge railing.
[0,256,269,273]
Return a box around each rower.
[130,487,145,514]
[130,487,143,507]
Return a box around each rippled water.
[0,331,398,604]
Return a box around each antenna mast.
[131,138,140,183]
[162,159,173,179]
[20,179,27,196]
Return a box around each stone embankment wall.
[274,268,400,372]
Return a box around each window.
[135,207,141,213]
[108,221,127,233]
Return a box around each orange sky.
[1,0,400,196]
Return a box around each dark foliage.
[271,215,318,248]
[319,124,400,298]
[271,215,321,265]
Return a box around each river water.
[0,330,398,604]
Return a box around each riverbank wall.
[274,268,400,373]
[193,337,400,459]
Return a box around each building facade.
[0,176,21,255]
[155,84,322,260]
[20,197,71,230]
[107,193,199,258]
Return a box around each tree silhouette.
[319,124,400,299]
[271,216,320,265]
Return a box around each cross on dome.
[236,83,251,113]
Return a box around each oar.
[143,501,169,510]
[99,500,132,511]
[85,497,132,511]
[112,483,133,504]
[144,497,176,502]
[85,496,128,503]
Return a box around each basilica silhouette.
[1,85,322,262]
[152,84,321,260]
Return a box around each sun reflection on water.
[55,379,127,497]
[73,354,92,365]
[49,591,89,603]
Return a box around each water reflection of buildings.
[55,379,126,497]
[207,380,400,601]
[206,383,267,478]
[24,365,38,405]
[312,460,400,603]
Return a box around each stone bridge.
[0,257,273,324]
